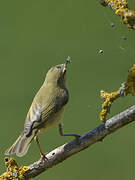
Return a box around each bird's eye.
[56,66,61,69]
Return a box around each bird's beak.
[63,56,71,73]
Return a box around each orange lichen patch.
[125,64,135,95]
[100,89,121,122]
[0,157,29,180]
[100,0,135,29]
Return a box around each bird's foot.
[74,135,81,144]
[40,152,48,162]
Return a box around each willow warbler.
[5,57,80,158]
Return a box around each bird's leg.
[58,123,81,143]
[35,136,48,161]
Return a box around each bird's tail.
[5,132,35,157]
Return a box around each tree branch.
[23,105,135,179]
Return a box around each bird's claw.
[40,152,48,162]
[74,135,81,144]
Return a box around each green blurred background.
[0,0,135,179]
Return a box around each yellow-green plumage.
[5,62,69,157]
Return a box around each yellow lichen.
[125,64,135,95]
[100,64,135,122]
[0,157,29,180]
[100,89,121,122]
[100,0,135,29]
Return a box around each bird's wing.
[33,96,67,130]
[23,103,42,137]
[23,94,68,137]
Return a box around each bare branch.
[23,105,135,179]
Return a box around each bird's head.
[45,56,71,87]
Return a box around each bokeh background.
[0,0,135,179]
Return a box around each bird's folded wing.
[23,103,42,137]
[23,97,65,137]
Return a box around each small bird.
[5,57,80,158]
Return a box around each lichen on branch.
[100,0,135,29]
[0,157,29,180]
[125,64,135,95]
[100,64,135,122]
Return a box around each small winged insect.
[110,23,115,27]
[98,49,104,54]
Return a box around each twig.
[23,105,135,179]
